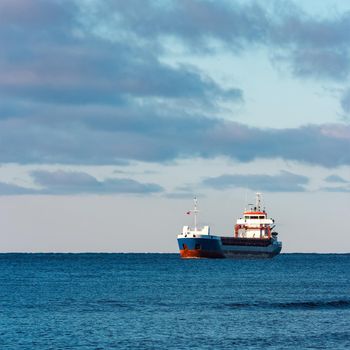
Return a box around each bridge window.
[259,216,265,219]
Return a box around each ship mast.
[255,192,262,211]
[193,197,199,231]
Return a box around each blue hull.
[178,236,282,259]
[177,237,225,258]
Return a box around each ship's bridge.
[243,211,267,220]
[237,212,273,225]
[238,193,274,226]
[235,193,275,239]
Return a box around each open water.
[0,253,349,349]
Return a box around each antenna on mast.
[193,197,199,231]
[256,192,262,211]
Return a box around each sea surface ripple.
[0,253,349,349]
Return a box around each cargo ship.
[177,193,282,258]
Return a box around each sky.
[0,0,350,253]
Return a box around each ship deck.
[220,237,273,247]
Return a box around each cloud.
[164,184,200,199]
[0,106,349,166]
[30,170,163,194]
[341,89,350,114]
[0,182,38,195]
[100,0,269,49]
[1,0,350,169]
[324,175,348,183]
[0,39,241,106]
[202,171,309,192]
[320,186,350,193]
[287,49,350,81]
[92,0,350,81]
[0,170,163,195]
[0,0,242,108]
[269,5,350,80]
[164,192,200,199]
[0,0,73,28]
[2,0,350,113]
[4,0,350,114]
[321,174,350,192]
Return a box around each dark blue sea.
[0,254,349,349]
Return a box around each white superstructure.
[235,193,275,239]
[177,197,218,240]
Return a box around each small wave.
[224,300,350,310]
[95,299,130,308]
[277,300,350,309]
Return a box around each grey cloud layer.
[322,174,350,192]
[324,175,348,183]
[0,170,163,195]
[97,0,350,110]
[3,0,350,106]
[202,171,309,192]
[1,0,350,169]
[0,182,38,195]
[7,168,348,195]
[97,0,350,81]
[0,0,241,107]
[0,106,349,166]
[321,186,350,192]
